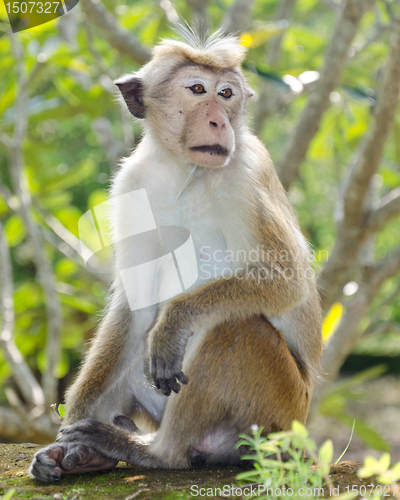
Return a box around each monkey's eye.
[188,84,206,94]
[219,88,233,99]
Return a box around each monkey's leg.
[29,301,165,481]
[56,317,311,469]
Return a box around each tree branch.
[159,0,179,25]
[366,186,400,232]
[9,35,62,409]
[312,242,400,412]
[343,21,400,228]
[252,0,299,135]
[364,279,400,333]
[221,0,255,35]
[318,0,340,10]
[0,132,13,149]
[268,0,296,67]
[0,405,58,443]
[253,75,318,136]
[79,0,151,65]
[318,18,400,312]
[0,185,109,284]
[0,222,45,408]
[186,0,210,31]
[34,204,110,284]
[278,0,376,191]
[364,321,400,337]
[373,243,400,284]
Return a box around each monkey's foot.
[28,442,118,482]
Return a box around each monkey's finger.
[176,371,189,385]
[34,451,56,467]
[167,377,181,394]
[61,451,81,470]
[158,379,172,396]
[34,443,66,466]
[151,355,166,381]
[61,444,89,470]
[30,459,62,482]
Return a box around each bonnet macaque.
[30,29,322,482]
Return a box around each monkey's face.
[177,69,239,168]
[116,63,251,169]
[146,67,248,169]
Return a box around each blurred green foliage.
[0,0,399,432]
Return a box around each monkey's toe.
[29,443,67,482]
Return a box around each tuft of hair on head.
[152,23,247,70]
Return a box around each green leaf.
[391,462,400,480]
[318,439,333,465]
[359,453,391,479]
[1,490,16,500]
[291,420,308,438]
[44,159,95,192]
[379,453,391,471]
[60,293,99,314]
[42,190,73,210]
[320,393,346,417]
[55,352,70,379]
[55,258,78,277]
[5,214,26,247]
[393,121,400,167]
[58,404,66,418]
[88,189,109,210]
[0,193,8,214]
[359,455,379,478]
[328,365,388,398]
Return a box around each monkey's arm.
[150,243,312,395]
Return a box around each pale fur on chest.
[112,149,257,279]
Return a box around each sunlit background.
[0,0,400,463]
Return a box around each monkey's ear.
[246,86,255,100]
[115,75,146,119]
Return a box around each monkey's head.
[115,29,253,168]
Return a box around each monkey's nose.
[209,119,226,131]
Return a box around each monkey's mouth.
[190,145,229,156]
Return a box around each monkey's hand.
[149,302,190,396]
[56,419,136,465]
[28,441,118,482]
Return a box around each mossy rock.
[0,443,382,499]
